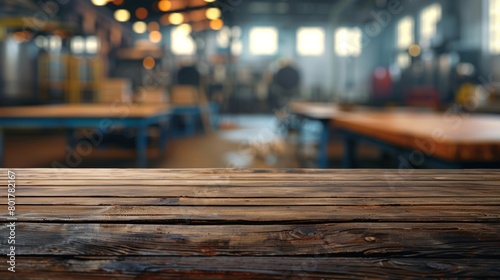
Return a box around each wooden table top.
[1,168,499,278]
[0,104,170,119]
[333,111,500,162]
[288,101,341,119]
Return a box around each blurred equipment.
[177,64,201,87]
[405,86,440,109]
[371,67,394,101]
[0,36,37,105]
[270,61,300,108]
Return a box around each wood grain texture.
[0,257,498,279]
[5,223,500,258]
[0,168,499,278]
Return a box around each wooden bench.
[1,168,499,278]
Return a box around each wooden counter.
[1,168,499,278]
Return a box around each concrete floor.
[3,115,383,168]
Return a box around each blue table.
[288,102,341,168]
[170,103,219,137]
[0,104,170,168]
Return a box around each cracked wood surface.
[1,168,499,279]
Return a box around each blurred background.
[1,0,500,168]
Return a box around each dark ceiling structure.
[90,0,391,28]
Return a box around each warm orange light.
[13,31,32,43]
[148,21,160,32]
[135,7,148,20]
[408,44,421,57]
[143,56,156,70]
[149,31,162,43]
[210,19,223,30]
[158,0,172,12]
[160,14,170,26]
[189,9,206,22]
[192,21,208,32]
[113,0,123,5]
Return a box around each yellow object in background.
[456,82,490,107]
[456,83,476,105]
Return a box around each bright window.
[216,26,243,56]
[397,53,410,69]
[420,3,442,47]
[171,25,196,55]
[231,26,243,56]
[297,27,325,56]
[397,16,414,50]
[249,27,278,55]
[216,26,231,48]
[396,16,414,69]
[335,27,362,57]
[71,36,85,54]
[490,0,500,54]
[85,36,99,54]
[231,40,243,56]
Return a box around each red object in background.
[371,67,393,98]
[405,86,441,108]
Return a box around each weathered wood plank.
[1,257,499,279]
[4,168,500,181]
[7,185,500,198]
[4,205,500,222]
[3,223,499,258]
[13,179,500,187]
[13,196,500,206]
[1,168,499,278]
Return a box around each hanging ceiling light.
[169,13,184,25]
[210,19,223,30]
[91,0,108,6]
[114,9,130,22]
[149,31,162,43]
[143,56,155,70]
[206,8,221,20]
[133,21,147,34]
[178,23,192,35]
[158,0,172,12]
[135,7,148,20]
[408,44,422,57]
